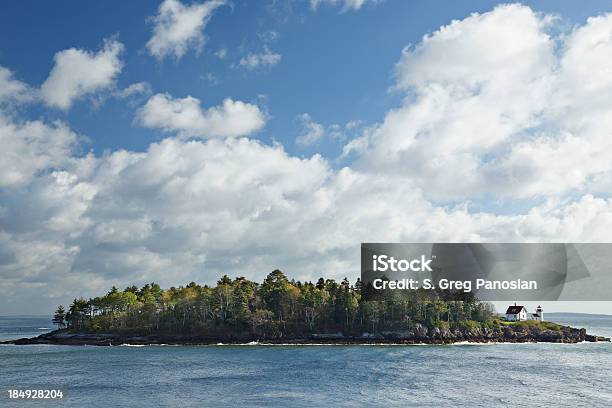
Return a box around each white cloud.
[258,30,280,43]
[0,115,77,188]
[297,114,364,146]
[296,113,325,145]
[146,0,226,60]
[215,48,227,59]
[114,82,152,99]
[341,132,369,158]
[239,47,282,70]
[310,0,379,12]
[3,125,612,313]
[357,5,612,201]
[0,67,35,104]
[394,5,553,90]
[136,93,266,138]
[40,40,124,110]
[0,134,333,312]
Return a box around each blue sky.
[1,0,608,158]
[2,0,612,314]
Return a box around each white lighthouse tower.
[535,305,544,322]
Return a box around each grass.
[499,320,562,330]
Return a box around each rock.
[414,323,428,337]
[440,327,454,339]
[585,334,611,342]
[1,323,606,346]
[311,332,344,339]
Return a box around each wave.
[100,340,610,347]
[117,343,177,347]
[207,341,608,347]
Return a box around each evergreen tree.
[56,272,495,337]
[52,305,66,329]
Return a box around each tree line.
[52,270,496,338]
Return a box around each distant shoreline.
[540,312,612,318]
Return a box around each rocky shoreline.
[3,324,610,346]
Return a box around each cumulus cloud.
[146,0,226,60]
[136,93,267,138]
[0,115,77,188]
[0,67,35,104]
[114,82,152,99]
[3,126,612,313]
[296,114,362,146]
[40,40,124,110]
[357,4,612,201]
[239,47,282,70]
[0,134,332,312]
[296,113,325,145]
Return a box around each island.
[4,270,610,346]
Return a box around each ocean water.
[1,314,611,407]
[0,316,55,343]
